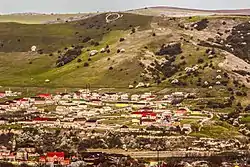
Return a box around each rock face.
[224,21,250,62]
[156,43,182,56]
[191,19,209,31]
[89,50,98,56]
[56,48,82,67]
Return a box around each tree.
[197,58,204,64]
[84,62,89,67]
[119,38,125,42]
[131,27,136,34]
[191,123,199,132]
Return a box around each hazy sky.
[1,0,250,14]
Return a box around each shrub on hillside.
[156,43,182,56]
[119,38,125,42]
[83,62,89,67]
[197,58,204,64]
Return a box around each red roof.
[142,113,156,117]
[132,111,155,115]
[38,94,51,98]
[17,98,29,102]
[33,117,48,121]
[47,152,64,158]
[176,109,187,113]
[39,156,46,162]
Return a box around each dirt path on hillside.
[219,51,250,88]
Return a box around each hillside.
[127,6,250,17]
[0,12,249,97]
[0,13,95,24]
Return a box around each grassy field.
[191,121,240,139]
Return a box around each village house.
[140,92,152,101]
[120,125,129,132]
[131,94,140,101]
[60,121,78,129]
[120,94,129,101]
[141,118,156,126]
[38,93,52,99]
[172,92,185,98]
[73,91,81,99]
[0,118,8,125]
[85,119,98,127]
[73,118,86,125]
[39,152,70,165]
[32,97,46,105]
[5,90,20,97]
[0,108,5,114]
[0,92,5,98]
[0,146,11,160]
[56,106,70,114]
[87,99,102,106]
[90,92,101,100]
[110,94,119,101]
[174,108,188,116]
[0,102,9,109]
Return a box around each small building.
[174,109,187,116]
[141,119,156,126]
[120,125,129,132]
[73,118,86,125]
[37,94,52,99]
[120,94,129,101]
[0,92,5,98]
[46,152,65,163]
[85,119,98,127]
[131,94,140,101]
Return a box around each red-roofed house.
[33,117,49,122]
[138,107,153,112]
[15,98,29,105]
[131,111,156,119]
[0,92,5,98]
[61,159,70,165]
[175,109,187,116]
[39,156,46,163]
[47,152,64,163]
[141,119,156,126]
[38,94,51,99]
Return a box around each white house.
[131,94,140,101]
[121,94,129,101]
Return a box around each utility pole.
[157,144,160,167]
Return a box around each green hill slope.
[0,12,249,93]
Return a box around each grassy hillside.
[0,13,152,87]
[0,14,84,24]
[0,13,152,53]
[0,12,249,93]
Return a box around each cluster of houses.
[0,89,202,133]
[0,145,71,166]
[0,90,21,98]
[130,107,188,128]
